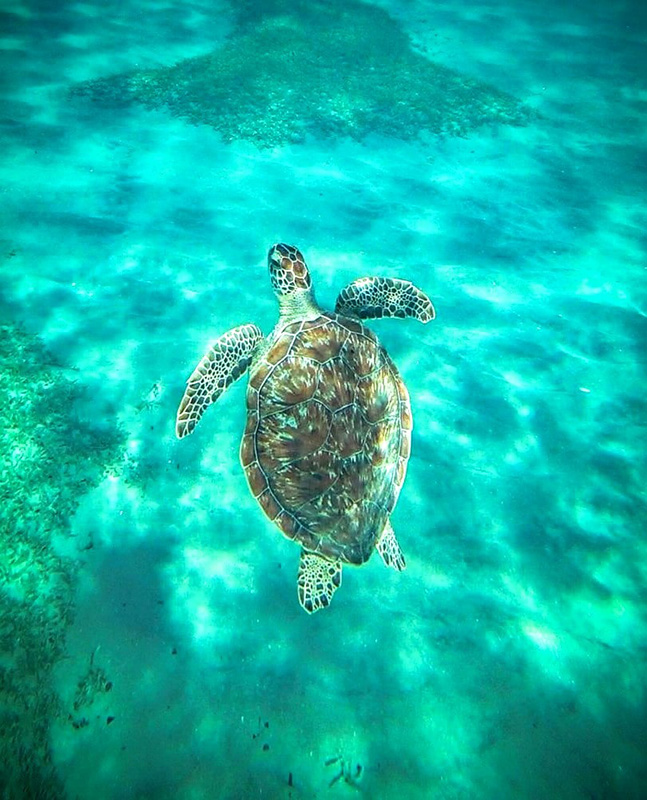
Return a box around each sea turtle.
[176,244,435,613]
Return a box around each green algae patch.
[0,324,123,798]
[71,0,532,147]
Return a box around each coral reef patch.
[71,0,532,147]
[0,324,123,797]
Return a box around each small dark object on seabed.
[252,717,269,739]
[107,716,115,725]
[70,716,89,729]
[326,756,363,789]
[288,772,293,787]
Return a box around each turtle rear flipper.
[376,518,406,571]
[297,551,342,614]
[176,323,262,438]
[335,277,435,323]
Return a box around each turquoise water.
[1,0,646,797]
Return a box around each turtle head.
[268,243,312,296]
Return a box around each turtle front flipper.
[376,518,406,571]
[297,551,342,614]
[335,277,435,323]
[176,323,262,438]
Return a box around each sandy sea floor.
[1,0,646,797]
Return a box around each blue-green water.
[1,0,646,797]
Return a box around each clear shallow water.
[1,0,646,798]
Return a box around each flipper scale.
[176,323,262,438]
[335,277,435,323]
